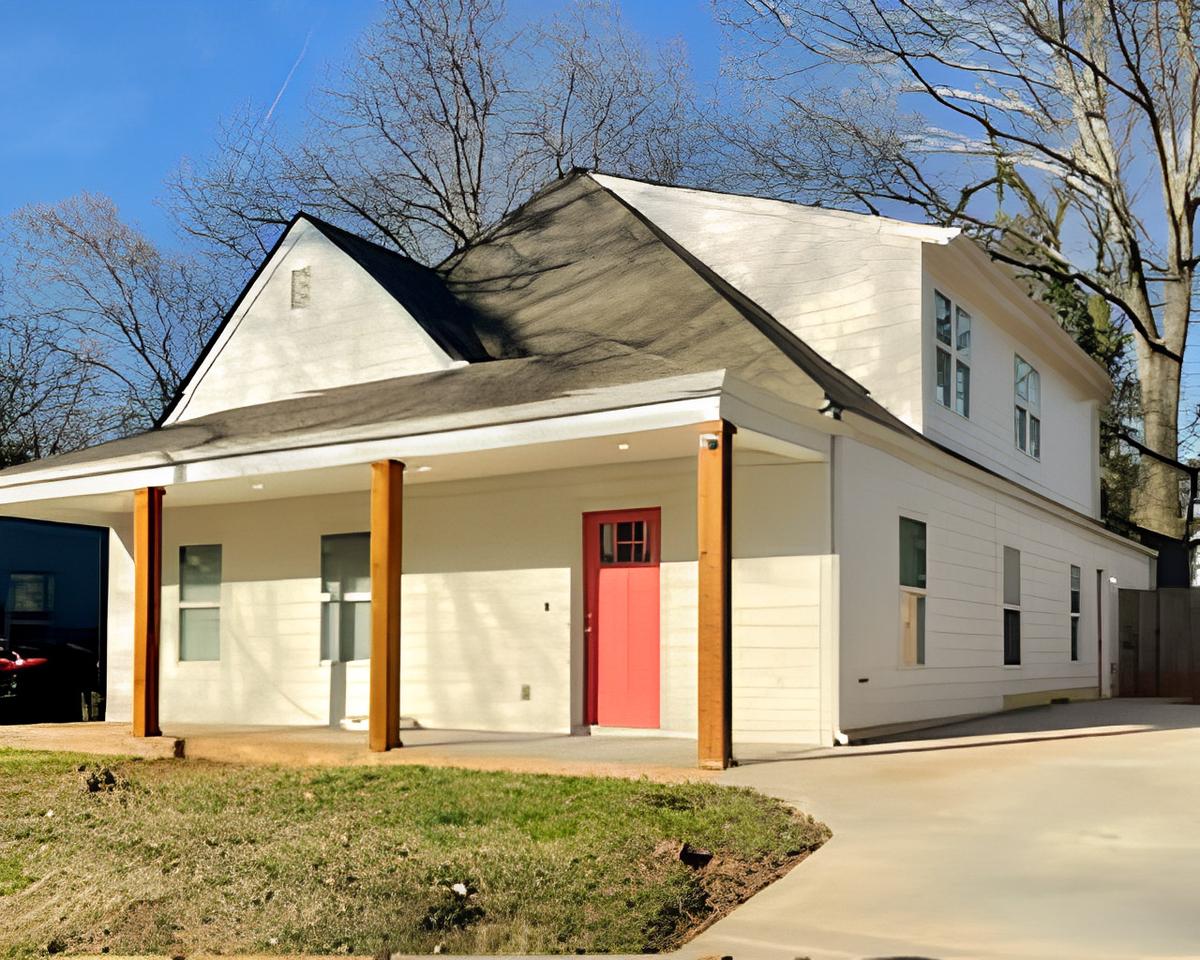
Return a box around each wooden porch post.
[132,487,164,737]
[697,421,734,769]
[369,459,404,752]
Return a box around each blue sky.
[0,0,721,245]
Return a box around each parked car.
[0,639,98,722]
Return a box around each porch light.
[414,465,432,473]
[617,442,630,451]
[699,433,719,451]
[250,482,265,490]
[1109,576,1118,584]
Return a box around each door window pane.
[180,607,220,661]
[899,517,926,588]
[599,520,651,565]
[1070,617,1079,662]
[1070,565,1081,614]
[180,545,221,603]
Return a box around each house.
[0,172,1153,767]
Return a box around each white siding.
[835,437,1152,731]
[659,555,837,744]
[922,250,1103,515]
[594,175,931,429]
[112,453,836,743]
[171,220,457,422]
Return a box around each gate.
[1117,588,1200,699]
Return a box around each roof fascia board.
[934,238,1112,397]
[840,407,1154,557]
[0,394,724,506]
[590,172,960,244]
[159,214,307,427]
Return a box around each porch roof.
[0,361,739,495]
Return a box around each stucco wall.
[101,453,834,743]
[834,436,1153,731]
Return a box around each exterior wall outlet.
[520,684,531,701]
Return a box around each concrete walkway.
[686,699,1200,960]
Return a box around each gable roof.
[156,212,492,427]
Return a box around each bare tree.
[5,194,224,433]
[168,0,704,271]
[523,1,700,183]
[718,0,1200,536]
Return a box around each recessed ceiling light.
[250,482,265,491]
[415,465,432,473]
[617,442,630,451]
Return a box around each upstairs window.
[1014,355,1041,459]
[934,290,971,417]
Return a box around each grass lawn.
[0,750,828,957]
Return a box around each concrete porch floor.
[0,721,827,782]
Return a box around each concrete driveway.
[686,700,1200,960]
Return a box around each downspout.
[824,420,850,747]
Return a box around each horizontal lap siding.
[836,437,1152,730]
[176,222,454,422]
[922,252,1099,515]
[661,555,833,745]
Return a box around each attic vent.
[291,266,311,308]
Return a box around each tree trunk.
[1133,346,1185,538]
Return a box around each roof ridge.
[589,170,959,241]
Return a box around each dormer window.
[934,290,971,417]
[1015,355,1041,459]
[291,266,311,308]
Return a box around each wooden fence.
[1117,588,1200,699]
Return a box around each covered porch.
[0,379,840,769]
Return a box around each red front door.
[584,508,661,728]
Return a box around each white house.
[0,172,1153,767]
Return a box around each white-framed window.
[1069,564,1081,661]
[1003,546,1021,666]
[1014,355,1041,458]
[899,516,927,666]
[934,289,971,417]
[321,532,371,662]
[179,544,221,661]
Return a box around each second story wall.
[921,242,1105,517]
[591,175,940,430]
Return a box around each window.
[321,533,371,662]
[1069,564,1081,661]
[291,266,311,308]
[179,545,221,661]
[600,520,653,564]
[8,573,54,616]
[1014,355,1041,458]
[934,290,971,417]
[899,517,927,666]
[1003,546,1021,665]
